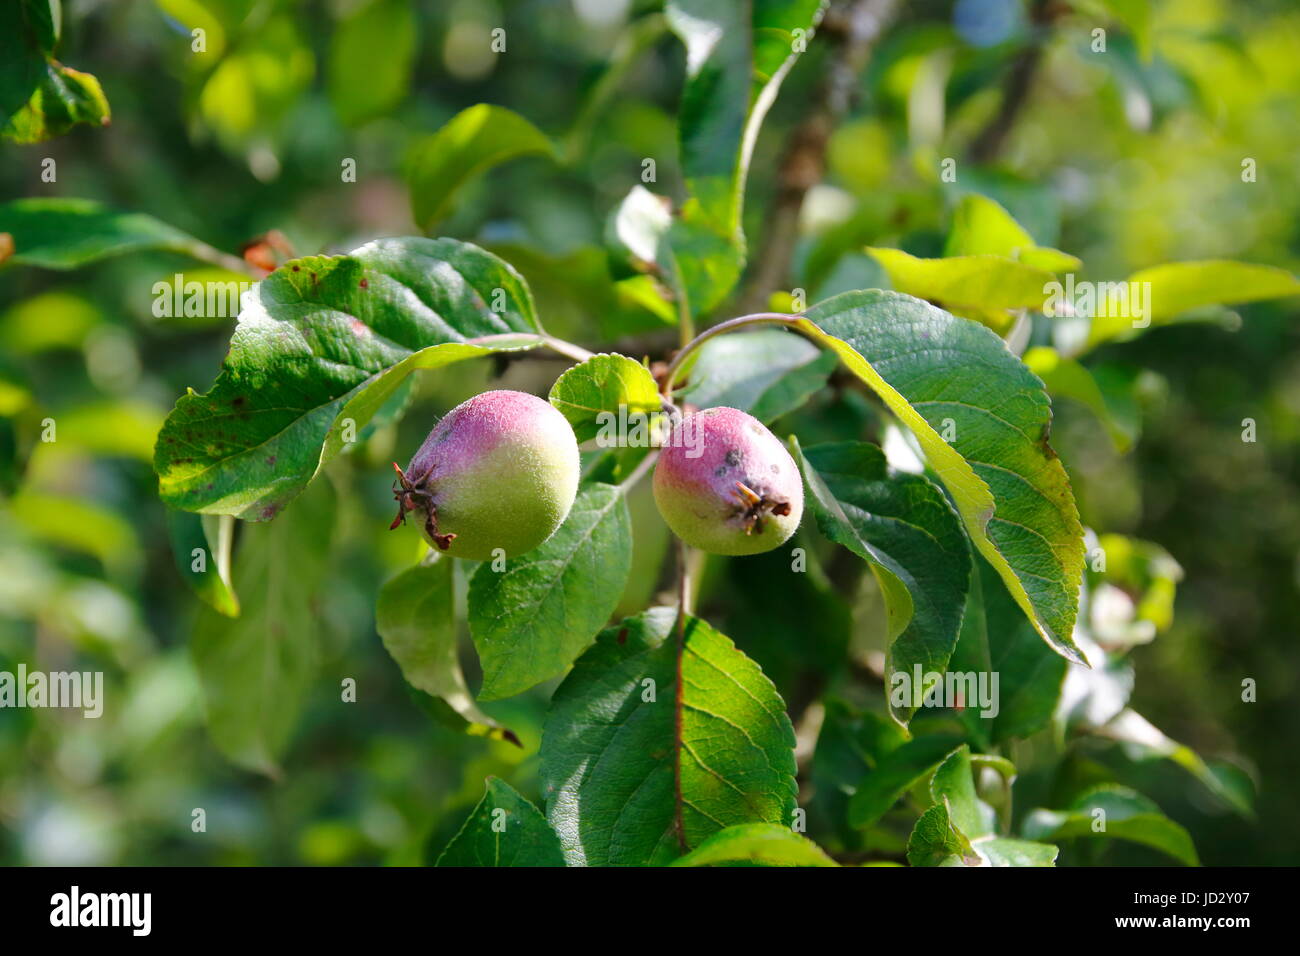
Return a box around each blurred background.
[1,0,1297,865]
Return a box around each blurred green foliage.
[1,0,1298,865]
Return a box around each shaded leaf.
[376,557,515,744]
[191,478,335,775]
[907,803,979,867]
[435,777,564,867]
[1022,784,1198,866]
[167,510,239,618]
[681,328,838,423]
[926,746,1059,866]
[847,733,965,829]
[949,556,1068,746]
[1024,346,1138,452]
[541,608,797,865]
[0,198,207,270]
[468,483,632,701]
[795,439,970,724]
[666,0,824,235]
[1099,709,1254,818]
[800,290,1086,663]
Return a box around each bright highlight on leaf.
[408,104,555,232]
[548,353,661,444]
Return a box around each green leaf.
[794,440,970,725]
[930,744,995,839]
[670,823,838,867]
[926,746,1059,866]
[435,777,565,867]
[810,701,908,849]
[0,198,208,270]
[327,0,417,126]
[1099,709,1255,818]
[605,184,747,322]
[666,0,824,236]
[468,483,633,701]
[376,557,516,745]
[3,60,109,144]
[975,836,1060,866]
[848,734,965,829]
[944,194,1080,273]
[154,237,542,519]
[195,15,313,154]
[866,247,1060,314]
[681,328,838,423]
[408,104,555,232]
[2,1,110,143]
[907,804,980,867]
[1023,347,1138,452]
[799,290,1086,663]
[1023,784,1199,866]
[1086,260,1300,348]
[540,608,797,865]
[949,556,1068,746]
[547,353,661,444]
[166,510,239,617]
[191,478,335,775]
[9,491,139,575]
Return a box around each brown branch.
[737,0,900,313]
[967,0,1056,165]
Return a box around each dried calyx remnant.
[730,478,794,536]
[385,390,580,562]
[390,460,456,551]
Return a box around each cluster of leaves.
[2,0,1293,866]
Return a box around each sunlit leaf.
[408,104,555,231]
[548,353,661,444]
[670,823,838,867]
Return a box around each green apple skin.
[653,406,803,556]
[402,390,579,560]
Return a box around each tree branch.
[736,0,900,313]
[967,0,1055,165]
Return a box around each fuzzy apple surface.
[653,406,804,556]
[391,390,580,561]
